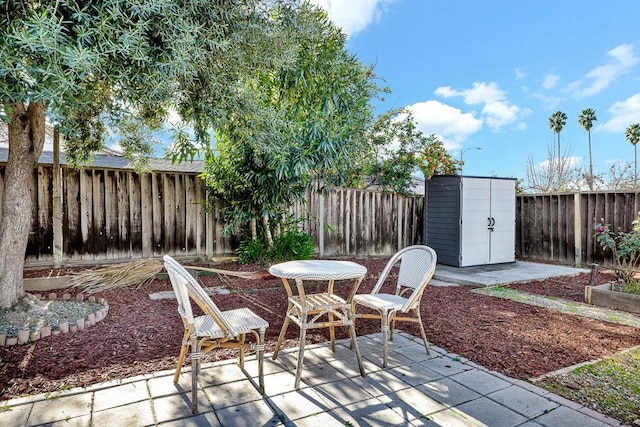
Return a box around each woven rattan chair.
[353,245,436,368]
[163,255,268,414]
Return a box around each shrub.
[236,218,315,265]
[594,214,640,294]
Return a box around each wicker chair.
[163,255,268,414]
[353,245,436,368]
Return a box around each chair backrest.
[163,255,234,337]
[372,245,437,311]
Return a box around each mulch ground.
[1,260,638,401]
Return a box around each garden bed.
[585,282,640,315]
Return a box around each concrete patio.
[0,331,622,427]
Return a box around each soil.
[1,259,638,401]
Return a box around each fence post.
[205,196,214,259]
[574,192,582,266]
[52,128,63,267]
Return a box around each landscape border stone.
[0,292,109,347]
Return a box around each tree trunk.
[0,101,46,309]
[588,131,593,191]
[263,214,273,247]
[249,217,257,241]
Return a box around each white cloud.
[406,100,483,146]
[309,0,395,36]
[570,43,638,98]
[435,82,522,130]
[530,92,565,107]
[542,74,559,90]
[601,92,640,132]
[515,67,526,80]
[537,156,582,170]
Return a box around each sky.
[311,0,640,184]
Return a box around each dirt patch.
[1,261,638,401]
[505,270,618,302]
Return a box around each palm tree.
[578,108,597,190]
[626,123,640,186]
[549,111,567,176]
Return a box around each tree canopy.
[0,0,293,309]
[202,2,382,239]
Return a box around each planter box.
[585,283,640,315]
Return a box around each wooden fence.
[6,160,635,268]
[0,164,424,266]
[516,191,640,266]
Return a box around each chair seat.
[193,308,268,338]
[353,293,407,311]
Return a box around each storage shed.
[424,175,516,267]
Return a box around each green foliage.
[626,123,640,147]
[236,218,315,264]
[1,0,292,165]
[356,109,458,195]
[594,215,640,293]
[203,1,383,236]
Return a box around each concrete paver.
[487,385,560,419]
[418,377,482,407]
[451,398,529,427]
[449,368,512,395]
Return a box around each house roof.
[0,124,203,173]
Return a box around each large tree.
[578,108,597,191]
[0,0,290,309]
[626,123,640,186]
[201,2,381,241]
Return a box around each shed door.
[460,178,491,266]
[488,179,516,264]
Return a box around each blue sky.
[312,0,640,184]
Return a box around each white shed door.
[460,178,491,266]
[488,179,516,264]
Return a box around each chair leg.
[272,308,292,360]
[258,330,266,395]
[348,319,366,377]
[414,308,431,357]
[239,334,246,369]
[390,316,396,342]
[294,315,308,389]
[381,309,389,368]
[174,331,190,383]
[328,311,336,352]
[190,335,202,414]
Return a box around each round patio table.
[269,260,367,389]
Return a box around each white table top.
[269,260,367,281]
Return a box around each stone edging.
[0,292,109,347]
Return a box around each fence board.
[139,174,151,257]
[129,172,143,257]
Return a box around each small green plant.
[594,214,640,294]
[44,384,74,400]
[236,216,315,264]
[0,405,11,412]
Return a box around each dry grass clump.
[67,259,163,293]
